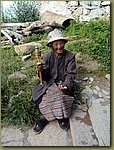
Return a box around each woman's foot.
[58,118,70,131]
[34,117,48,134]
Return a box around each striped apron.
[39,82,74,121]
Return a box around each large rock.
[14,42,42,56]
[27,120,72,146]
[70,110,98,146]
[88,98,110,146]
[1,127,24,146]
[8,72,27,81]
[40,11,75,28]
[82,86,93,98]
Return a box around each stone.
[70,110,98,146]
[73,7,83,17]
[80,1,91,6]
[82,86,93,98]
[89,77,94,84]
[22,54,31,62]
[80,15,94,22]
[8,72,27,81]
[101,1,110,6]
[14,42,42,56]
[81,104,88,112]
[94,86,100,92]
[82,77,89,81]
[39,1,110,21]
[27,120,72,146]
[91,1,101,6]
[83,8,90,15]
[68,1,79,6]
[88,98,110,146]
[89,77,94,83]
[1,127,24,146]
[90,7,106,17]
[88,85,92,88]
[93,89,98,96]
[40,1,71,17]
[105,74,110,82]
[101,89,110,96]
[105,6,110,15]
[98,91,104,98]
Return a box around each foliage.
[23,34,40,43]
[1,46,40,126]
[23,32,48,43]
[2,1,41,23]
[64,19,110,72]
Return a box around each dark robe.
[32,49,76,104]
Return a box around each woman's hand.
[58,85,68,90]
[36,63,43,72]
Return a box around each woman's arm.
[63,54,76,91]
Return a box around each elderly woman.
[32,29,76,134]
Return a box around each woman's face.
[52,40,65,55]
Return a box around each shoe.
[58,118,70,131]
[34,117,48,134]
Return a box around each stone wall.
[39,1,110,22]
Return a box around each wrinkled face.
[52,40,65,55]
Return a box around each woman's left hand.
[58,85,68,90]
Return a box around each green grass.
[1,46,40,127]
[63,19,110,72]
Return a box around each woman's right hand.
[36,63,43,72]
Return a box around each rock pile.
[40,1,110,22]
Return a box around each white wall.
[40,1,110,22]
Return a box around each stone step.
[1,121,73,146]
[27,120,73,146]
[69,109,99,146]
[87,98,110,146]
[1,98,110,146]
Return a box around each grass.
[1,18,110,126]
[63,19,110,72]
[1,46,40,127]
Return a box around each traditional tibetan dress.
[32,49,76,121]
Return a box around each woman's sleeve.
[63,54,76,91]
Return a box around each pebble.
[93,89,98,95]
[89,77,94,83]
[105,74,110,82]
[83,77,89,81]
[98,91,104,98]
[101,89,110,96]
[22,54,31,62]
[94,86,100,92]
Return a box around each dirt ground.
[76,52,110,93]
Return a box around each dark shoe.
[34,117,48,134]
[58,118,70,131]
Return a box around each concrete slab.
[1,127,24,146]
[70,110,99,146]
[88,98,110,146]
[27,120,73,146]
